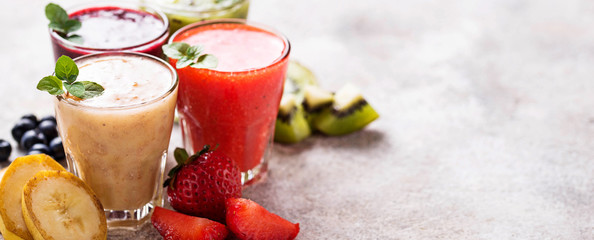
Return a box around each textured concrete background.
[1,0,594,239]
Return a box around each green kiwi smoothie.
[144,0,249,33]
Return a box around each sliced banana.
[0,154,66,240]
[21,170,107,240]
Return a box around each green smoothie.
[145,0,249,33]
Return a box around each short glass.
[145,0,249,33]
[170,19,290,185]
[54,52,178,229]
[48,1,169,61]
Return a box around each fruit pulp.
[171,20,289,184]
[146,0,249,33]
[49,4,168,61]
[54,53,178,228]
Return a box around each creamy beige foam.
[74,55,173,108]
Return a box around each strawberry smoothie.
[170,19,290,184]
[54,52,178,228]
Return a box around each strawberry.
[151,206,228,240]
[226,198,300,240]
[164,145,242,223]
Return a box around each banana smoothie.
[54,52,178,227]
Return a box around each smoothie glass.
[49,1,169,61]
[54,52,178,229]
[170,19,290,185]
[145,0,249,33]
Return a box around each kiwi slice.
[302,85,334,126]
[274,94,312,143]
[313,84,379,136]
[274,61,318,143]
[283,61,319,103]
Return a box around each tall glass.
[145,0,249,33]
[49,1,169,61]
[54,52,178,229]
[170,19,290,185]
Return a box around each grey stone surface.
[1,0,594,239]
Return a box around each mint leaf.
[37,55,104,99]
[67,35,83,45]
[55,55,78,83]
[63,19,81,33]
[162,42,188,59]
[45,3,82,44]
[48,22,67,34]
[37,76,65,95]
[162,43,218,70]
[191,54,218,69]
[45,3,68,24]
[176,56,194,69]
[64,82,84,98]
[185,45,203,58]
[79,81,104,99]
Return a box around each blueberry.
[26,150,46,156]
[11,118,36,143]
[38,120,58,141]
[49,137,65,160]
[0,140,11,161]
[29,143,50,155]
[21,114,38,125]
[39,115,57,124]
[20,130,46,150]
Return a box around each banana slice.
[21,170,107,240]
[0,154,66,240]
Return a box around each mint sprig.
[45,3,83,44]
[162,43,218,69]
[37,56,104,99]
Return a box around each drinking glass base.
[241,160,268,186]
[105,200,160,230]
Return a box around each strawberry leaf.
[164,165,182,190]
[198,145,211,156]
[162,178,171,188]
[164,145,217,189]
[174,148,189,165]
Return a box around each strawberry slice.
[151,206,228,240]
[226,198,300,240]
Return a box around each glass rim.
[168,18,291,73]
[150,0,248,15]
[49,1,170,51]
[56,51,179,110]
